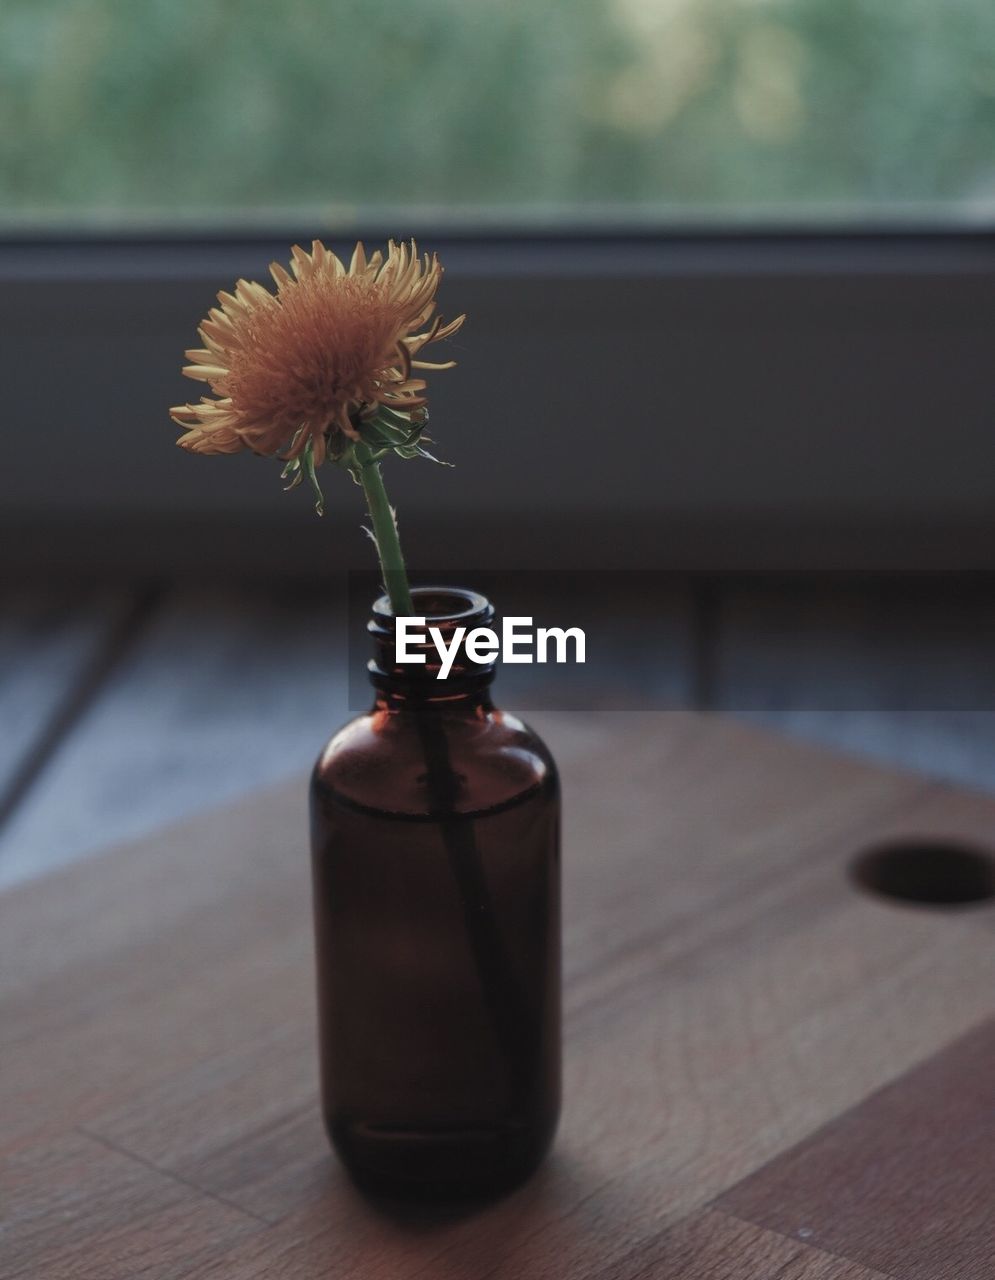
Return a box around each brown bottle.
[310,587,561,1197]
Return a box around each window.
[2,2,993,576]
[3,0,993,231]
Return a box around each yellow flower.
[170,239,464,466]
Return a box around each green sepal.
[360,416,411,449]
[395,443,452,465]
[280,457,304,491]
[353,407,446,467]
[302,440,325,515]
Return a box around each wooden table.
[2,712,993,1279]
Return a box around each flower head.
[170,239,464,470]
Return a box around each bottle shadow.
[317,1150,598,1275]
[360,1152,565,1223]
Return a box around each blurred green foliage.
[1,0,993,227]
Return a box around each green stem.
[358,459,413,615]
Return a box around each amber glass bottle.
[310,587,561,1198]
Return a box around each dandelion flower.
[170,238,464,468]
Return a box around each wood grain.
[0,1129,261,1280]
[2,712,994,1278]
[719,1017,995,1280]
[0,585,136,875]
[629,1209,893,1280]
[0,584,348,888]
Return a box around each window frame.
[2,226,993,575]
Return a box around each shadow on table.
[302,1149,604,1276]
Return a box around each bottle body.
[310,589,561,1197]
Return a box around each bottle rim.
[368,585,496,694]
[371,585,490,626]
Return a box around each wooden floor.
[2,577,994,889]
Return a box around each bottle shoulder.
[311,704,558,818]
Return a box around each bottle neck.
[368,587,497,714]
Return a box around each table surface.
[2,711,993,1280]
